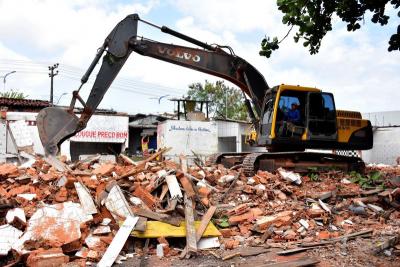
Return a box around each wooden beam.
[119,147,171,179]
[184,193,197,254]
[180,206,217,258]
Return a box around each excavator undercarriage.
[207,151,365,176]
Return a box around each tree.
[260,0,400,58]
[0,89,28,99]
[186,80,249,121]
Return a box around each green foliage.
[186,80,249,121]
[307,167,320,181]
[0,89,28,99]
[260,0,400,58]
[309,172,320,182]
[214,215,230,228]
[349,171,383,189]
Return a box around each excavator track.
[206,152,250,168]
[206,153,225,166]
[242,153,263,176]
[212,151,366,177]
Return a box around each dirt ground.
[120,237,399,267]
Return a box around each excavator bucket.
[36,107,79,156]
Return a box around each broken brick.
[317,231,331,240]
[179,176,196,198]
[92,163,115,176]
[133,186,157,208]
[6,185,30,197]
[228,208,263,225]
[0,163,18,178]
[219,228,235,238]
[224,239,240,250]
[40,172,57,182]
[255,211,293,231]
[26,248,69,267]
[54,187,68,202]
[227,204,249,216]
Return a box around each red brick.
[26,248,69,267]
[239,224,251,235]
[179,176,196,198]
[40,172,57,182]
[219,228,235,238]
[133,186,157,208]
[228,208,263,225]
[200,197,209,206]
[227,204,249,216]
[307,208,325,218]
[317,231,331,240]
[81,176,99,189]
[157,236,169,245]
[0,164,18,177]
[54,187,68,202]
[92,164,115,176]
[224,239,240,250]
[197,187,211,198]
[255,211,293,231]
[6,185,30,197]
[0,186,7,197]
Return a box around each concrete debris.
[93,225,111,235]
[74,182,97,215]
[105,184,134,220]
[197,237,220,249]
[97,215,138,267]
[277,167,302,185]
[16,193,36,200]
[26,247,69,267]
[0,224,23,256]
[0,152,399,266]
[6,207,26,227]
[13,201,92,254]
[156,243,165,258]
[165,174,183,199]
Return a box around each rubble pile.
[0,151,399,266]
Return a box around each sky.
[0,0,399,115]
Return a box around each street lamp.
[56,92,68,105]
[0,71,16,91]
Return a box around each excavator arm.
[37,14,269,156]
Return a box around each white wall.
[157,120,218,158]
[363,111,400,127]
[1,111,128,161]
[218,137,236,152]
[362,127,400,165]
[3,112,44,155]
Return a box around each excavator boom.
[37,14,269,156]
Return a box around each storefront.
[60,114,129,161]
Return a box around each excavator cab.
[257,84,372,152]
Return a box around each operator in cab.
[286,103,301,125]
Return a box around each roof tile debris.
[0,97,50,109]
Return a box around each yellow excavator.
[36,14,373,175]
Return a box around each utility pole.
[225,91,228,119]
[48,63,59,105]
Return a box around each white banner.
[157,120,218,156]
[71,115,128,143]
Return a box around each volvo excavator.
[36,14,373,175]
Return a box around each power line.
[0,59,188,93]
[59,74,181,98]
